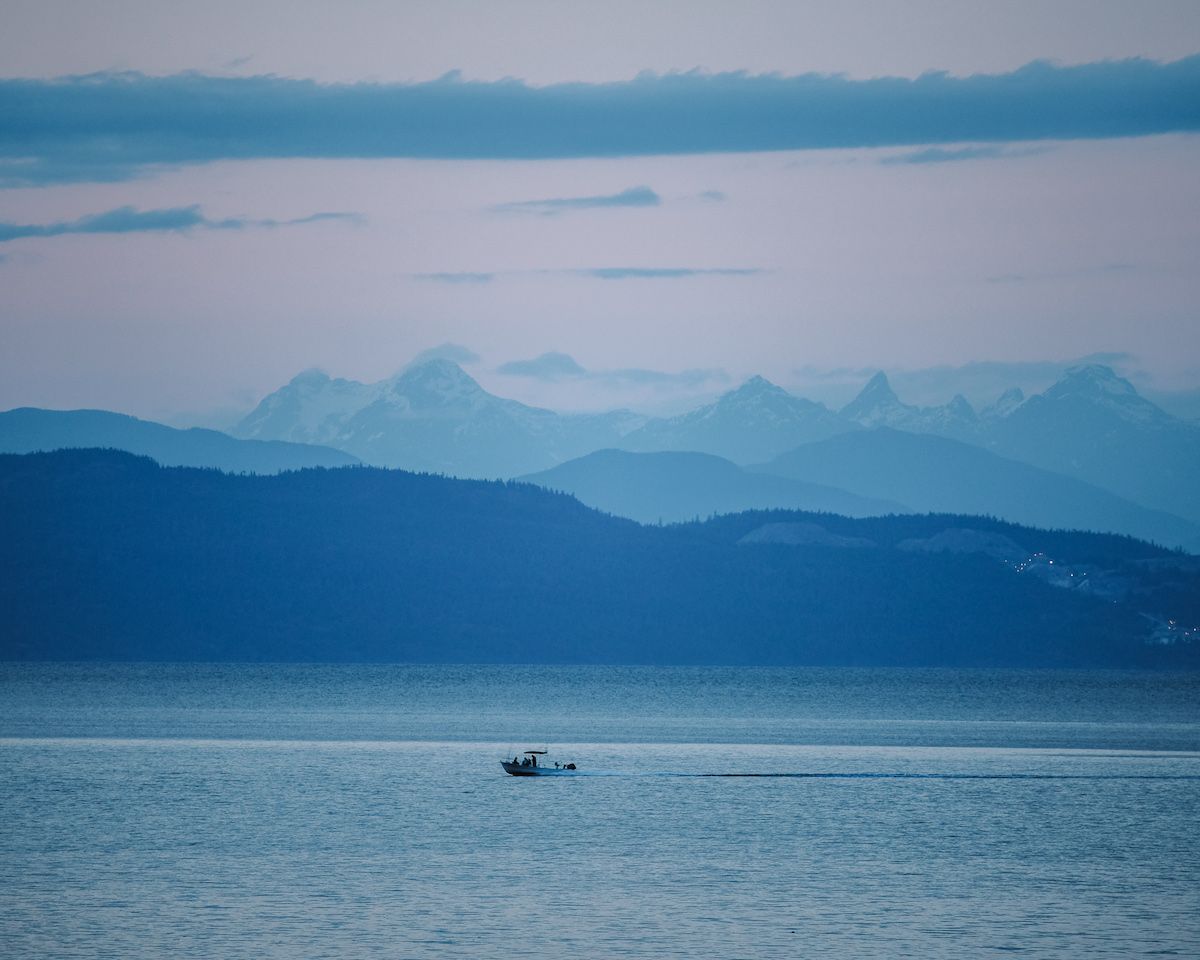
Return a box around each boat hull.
[501,761,579,777]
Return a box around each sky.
[1,0,1198,421]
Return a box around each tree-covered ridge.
[2,449,1195,667]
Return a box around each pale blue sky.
[0,1,1197,419]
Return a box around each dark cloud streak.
[2,56,1198,185]
[881,144,1049,164]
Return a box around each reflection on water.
[1,664,1198,959]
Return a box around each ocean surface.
[1,664,1198,959]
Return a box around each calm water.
[1,664,1198,959]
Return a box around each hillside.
[521,449,906,523]
[2,449,1195,667]
[0,407,358,473]
[754,428,1198,549]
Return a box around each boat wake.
[682,772,1200,780]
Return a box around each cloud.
[984,262,1136,283]
[578,267,761,280]
[698,190,727,202]
[491,185,660,215]
[3,56,1198,184]
[603,367,728,387]
[410,267,761,283]
[497,351,728,388]
[497,352,588,379]
[0,204,360,243]
[414,271,495,284]
[880,144,1049,164]
[410,342,481,366]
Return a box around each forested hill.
[2,449,1196,667]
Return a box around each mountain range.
[233,360,642,476]
[229,358,1200,543]
[5,359,1198,549]
[4,448,1196,666]
[618,376,852,462]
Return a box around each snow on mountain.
[839,372,979,438]
[235,359,640,477]
[620,375,854,464]
[981,387,1026,421]
[232,359,1198,526]
[1034,364,1174,425]
[986,365,1200,524]
[234,369,378,445]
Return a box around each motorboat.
[501,749,579,776]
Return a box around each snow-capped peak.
[382,358,489,412]
[725,375,791,403]
[840,372,905,425]
[859,371,897,401]
[1052,364,1138,399]
[1038,364,1172,425]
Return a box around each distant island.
[2,448,1196,667]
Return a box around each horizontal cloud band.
[415,267,761,283]
[2,56,1198,185]
[0,205,359,242]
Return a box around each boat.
[501,749,580,776]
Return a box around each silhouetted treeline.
[1,449,1195,667]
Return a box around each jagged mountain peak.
[840,371,903,421]
[727,374,790,399]
[1026,363,1178,428]
[1051,364,1138,399]
[861,370,895,396]
[385,358,486,403]
[394,355,476,382]
[947,394,976,417]
[983,387,1026,420]
[840,371,981,436]
[711,376,831,421]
